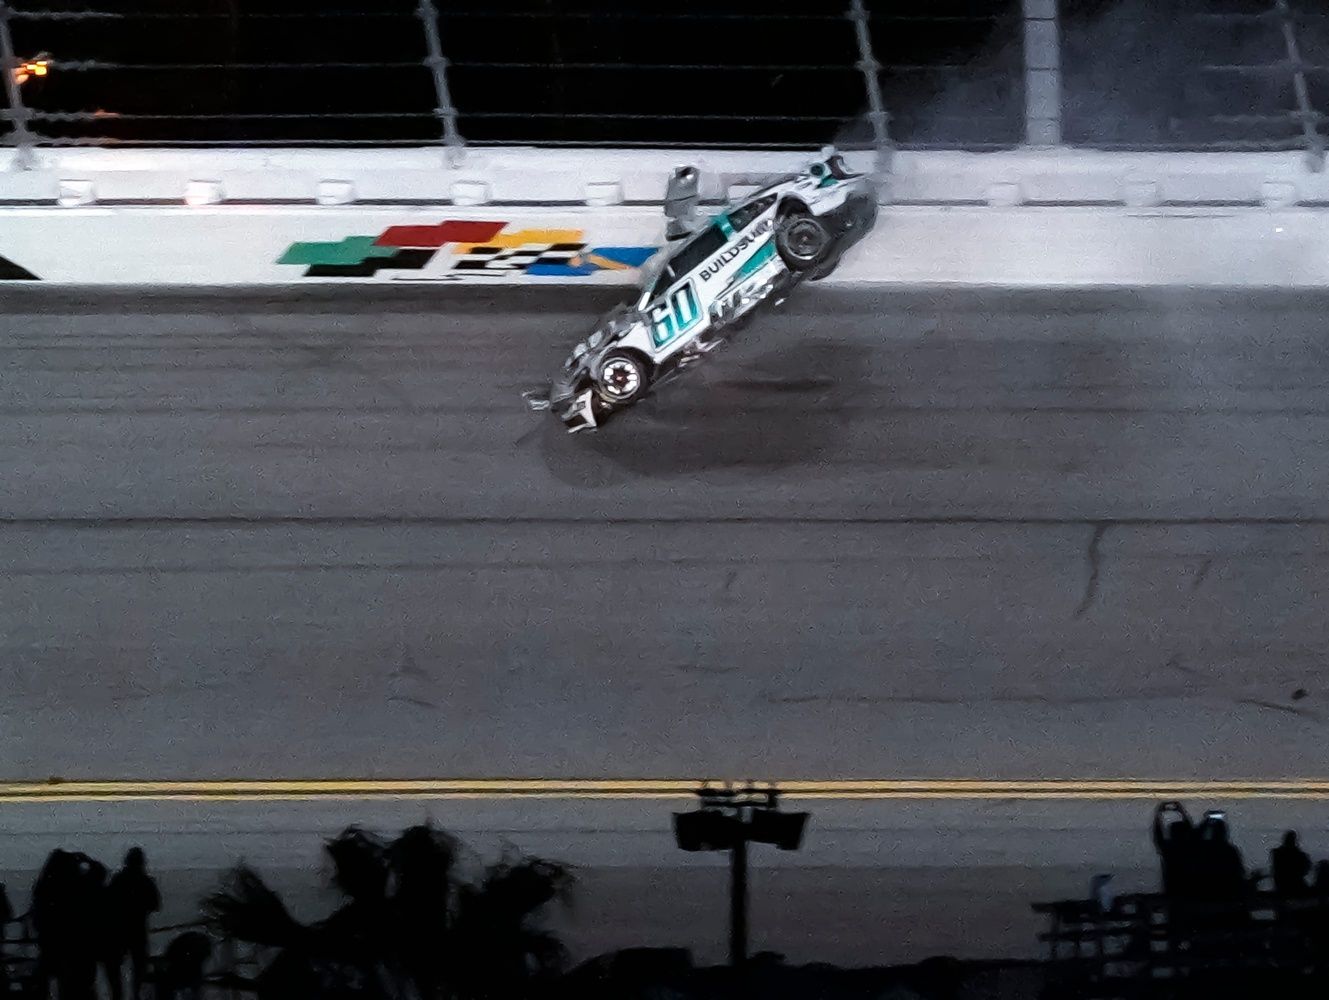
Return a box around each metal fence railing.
[0,0,1026,159]
[2,1,1329,169]
[1060,0,1329,169]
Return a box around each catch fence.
[1,1,1328,169]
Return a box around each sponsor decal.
[727,238,776,287]
[0,254,38,280]
[696,219,772,283]
[278,221,655,279]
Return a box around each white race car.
[532,147,878,432]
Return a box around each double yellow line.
[3,779,1329,803]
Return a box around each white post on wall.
[1022,0,1062,146]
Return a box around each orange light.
[14,58,50,85]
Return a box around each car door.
[644,224,727,358]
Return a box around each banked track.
[1,287,1327,782]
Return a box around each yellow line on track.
[4,779,1329,803]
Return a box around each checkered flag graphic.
[453,242,586,271]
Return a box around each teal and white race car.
[534,147,878,432]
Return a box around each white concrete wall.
[2,147,1329,207]
[0,204,1321,287]
[1,147,1327,287]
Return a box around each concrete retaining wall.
[0,204,1320,287]
[3,147,1329,207]
[1,147,1326,287]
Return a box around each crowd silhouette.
[0,846,210,1000]
[1152,801,1329,906]
[8,808,1329,998]
[202,822,573,1000]
[1,824,573,1000]
[1037,803,1329,996]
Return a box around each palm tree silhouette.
[203,823,572,1000]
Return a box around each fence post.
[0,1,36,169]
[416,0,464,165]
[1274,0,1324,173]
[1021,0,1062,146]
[847,0,892,181]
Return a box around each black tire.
[775,211,832,271]
[806,252,843,281]
[594,350,650,405]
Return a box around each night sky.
[3,1,1327,150]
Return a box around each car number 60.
[650,281,700,347]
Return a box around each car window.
[650,265,676,298]
[726,195,776,232]
[667,224,728,279]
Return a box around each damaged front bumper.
[553,387,600,432]
[526,373,604,433]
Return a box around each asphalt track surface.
[3,285,1328,781]
[5,284,1329,963]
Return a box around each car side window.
[726,195,776,232]
[650,266,675,298]
[666,224,728,280]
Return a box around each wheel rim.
[600,357,641,400]
[785,219,824,261]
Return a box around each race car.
[528,147,878,432]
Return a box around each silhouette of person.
[65,854,108,1000]
[106,847,161,1000]
[0,881,11,974]
[1152,801,1197,897]
[1310,860,1329,971]
[32,849,81,1000]
[1271,830,1312,898]
[1198,814,1245,891]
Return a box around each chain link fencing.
[0,0,1024,153]
[1,0,1328,163]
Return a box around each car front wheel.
[595,350,650,405]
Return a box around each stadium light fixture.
[673,785,809,967]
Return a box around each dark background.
[4,0,1025,148]
[3,0,1329,150]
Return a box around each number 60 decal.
[649,281,701,348]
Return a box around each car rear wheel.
[807,252,842,281]
[595,351,649,405]
[776,212,832,271]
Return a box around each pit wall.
[1,147,1327,286]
